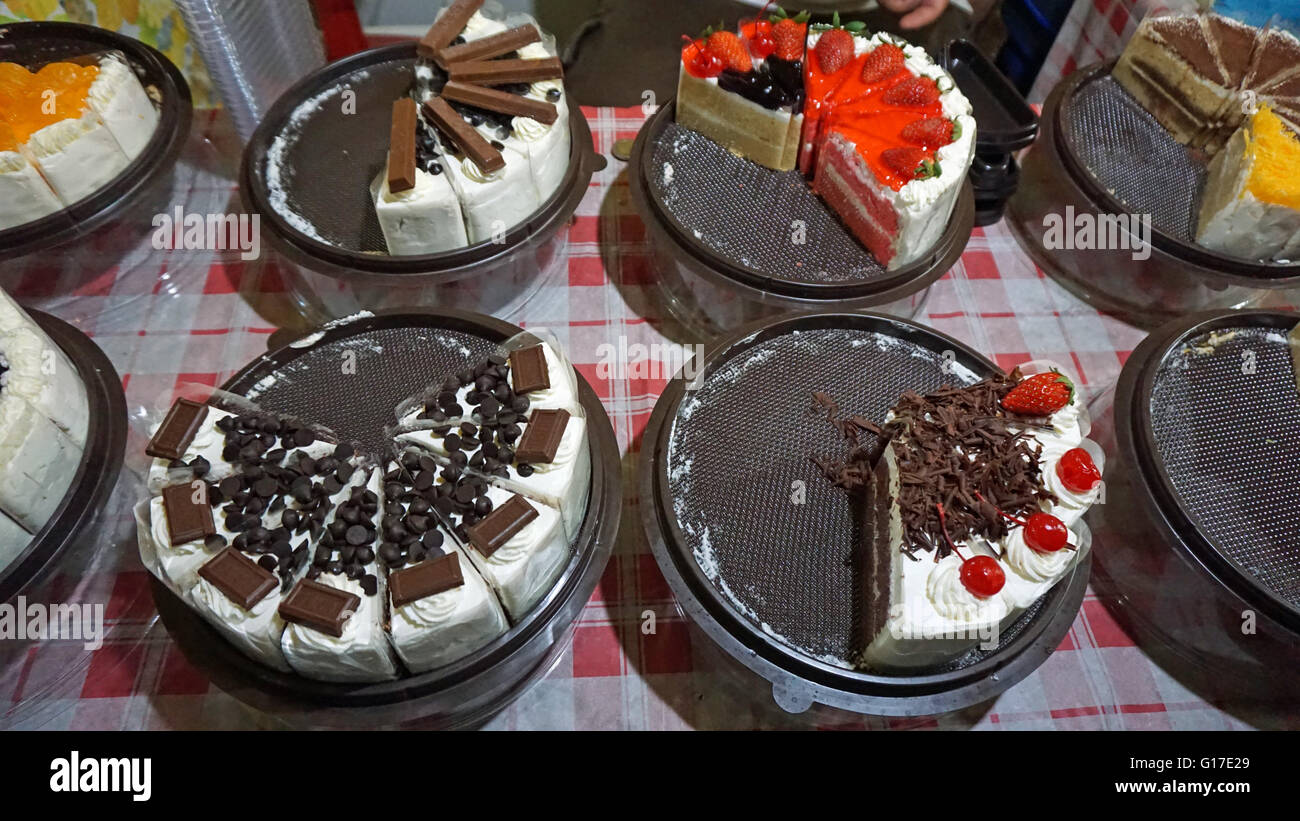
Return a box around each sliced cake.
[1198,105,1300,261]
[382,449,508,672]
[819,366,1102,670]
[675,9,809,171]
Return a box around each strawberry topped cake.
[674,8,975,270]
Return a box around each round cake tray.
[240,42,606,319]
[1007,61,1300,326]
[1088,309,1300,702]
[639,310,1089,718]
[628,99,972,337]
[150,309,621,728]
[0,22,193,261]
[0,310,127,603]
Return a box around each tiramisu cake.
[673,9,975,269]
[1113,12,1300,154]
[135,334,592,682]
[1196,104,1300,261]
[372,0,572,254]
[0,286,89,565]
[0,53,158,230]
[816,365,1102,670]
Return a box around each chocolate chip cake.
[136,336,591,682]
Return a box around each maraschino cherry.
[936,503,1006,598]
[683,37,725,79]
[1057,447,1101,494]
[744,0,777,59]
[975,492,1073,555]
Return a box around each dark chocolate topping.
[515,408,569,464]
[508,344,549,394]
[279,579,361,638]
[161,482,216,545]
[813,370,1055,559]
[390,552,464,607]
[146,399,209,461]
[198,546,278,610]
[466,493,538,557]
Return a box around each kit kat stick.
[446,57,564,85]
[421,96,505,173]
[388,98,418,193]
[417,0,484,59]
[440,80,558,125]
[436,24,540,66]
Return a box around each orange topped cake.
[1197,104,1300,260]
[0,53,158,231]
[673,11,975,270]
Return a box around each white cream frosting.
[389,547,508,672]
[371,160,468,255]
[86,53,158,159]
[0,289,89,446]
[461,483,568,619]
[0,149,62,229]
[0,506,30,572]
[191,572,292,672]
[25,109,130,205]
[144,493,238,594]
[0,391,83,533]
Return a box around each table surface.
[1,4,1295,729]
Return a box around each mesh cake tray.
[240,42,605,286]
[1008,61,1300,321]
[1089,309,1300,699]
[628,99,974,302]
[150,310,621,728]
[638,311,1088,717]
[0,22,193,260]
[0,310,127,603]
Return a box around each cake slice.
[84,53,158,158]
[675,12,808,172]
[0,508,29,570]
[281,467,400,682]
[382,448,508,671]
[0,123,61,229]
[817,368,1101,670]
[811,35,975,269]
[1197,105,1300,261]
[372,98,468,255]
[0,288,88,447]
[24,108,130,205]
[0,392,81,533]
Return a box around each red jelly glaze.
[1024,513,1069,553]
[1057,448,1102,494]
[960,554,1006,598]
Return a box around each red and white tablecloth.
[0,85,1290,730]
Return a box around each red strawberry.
[860,43,905,84]
[815,28,853,75]
[900,116,954,146]
[1001,370,1075,416]
[706,30,752,73]
[883,146,935,180]
[882,76,940,106]
[772,18,806,62]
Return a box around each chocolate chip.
[204,534,227,550]
[379,543,402,565]
[257,555,278,572]
[517,463,534,477]
[361,574,378,596]
[293,429,315,447]
[345,525,369,546]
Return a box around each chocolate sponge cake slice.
[859,444,898,656]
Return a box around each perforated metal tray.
[149,310,621,726]
[1055,62,1300,279]
[632,100,974,300]
[639,311,1089,716]
[1132,310,1300,633]
[0,22,192,260]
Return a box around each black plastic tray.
[0,310,127,602]
[0,22,192,260]
[942,39,1038,154]
[148,309,621,727]
[240,42,605,284]
[639,311,1089,717]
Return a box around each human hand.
[878,0,950,29]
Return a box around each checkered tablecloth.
[0,85,1290,730]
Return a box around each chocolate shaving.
[812,370,1057,559]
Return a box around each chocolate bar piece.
[198,547,278,610]
[440,80,558,125]
[388,97,418,193]
[509,344,550,393]
[421,97,505,173]
[390,553,464,608]
[446,57,564,86]
[515,408,570,464]
[146,398,208,460]
[279,579,361,638]
[161,483,215,545]
[467,494,538,557]
[417,0,484,59]
[436,24,540,66]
